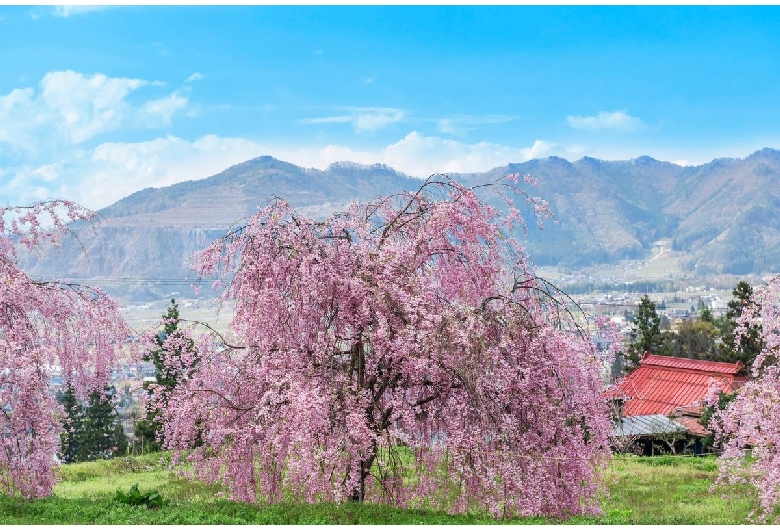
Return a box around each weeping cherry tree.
[0,200,128,497]
[156,175,613,518]
[709,277,780,522]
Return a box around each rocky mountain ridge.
[22,148,780,300]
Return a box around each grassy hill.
[0,453,756,524]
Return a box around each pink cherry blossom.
[157,176,612,517]
[0,200,129,497]
[710,276,780,522]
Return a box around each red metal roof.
[638,354,745,375]
[675,415,709,437]
[615,353,748,416]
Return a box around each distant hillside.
[453,148,780,273]
[22,157,421,300]
[22,149,780,301]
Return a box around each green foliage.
[699,391,738,448]
[622,293,735,368]
[664,319,720,360]
[133,418,162,454]
[623,295,669,372]
[59,384,127,463]
[716,281,763,367]
[114,483,169,509]
[82,386,128,460]
[136,298,196,452]
[58,385,82,463]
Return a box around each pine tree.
[717,281,763,367]
[58,384,127,463]
[622,295,669,372]
[58,384,83,464]
[135,298,194,453]
[80,386,128,461]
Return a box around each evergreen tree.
[135,299,194,453]
[622,295,669,372]
[80,386,128,461]
[717,281,763,367]
[58,384,83,464]
[696,298,707,312]
[58,384,127,463]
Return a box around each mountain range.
[22,148,780,301]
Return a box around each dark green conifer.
[135,298,195,453]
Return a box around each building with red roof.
[611,353,748,455]
[615,353,747,417]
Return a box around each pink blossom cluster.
[710,277,780,522]
[158,178,612,517]
[0,201,129,497]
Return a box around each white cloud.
[139,93,189,126]
[0,88,38,146]
[53,6,110,17]
[0,71,150,148]
[41,71,147,143]
[302,107,406,133]
[0,70,571,210]
[6,164,68,203]
[566,109,645,133]
[438,119,458,135]
[354,108,405,132]
[304,115,353,125]
[4,131,569,210]
[380,132,559,176]
[0,70,188,149]
[437,114,516,136]
[186,72,205,82]
[0,70,196,207]
[33,164,61,182]
[80,135,264,207]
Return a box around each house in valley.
[611,353,748,455]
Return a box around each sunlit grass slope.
[0,453,756,524]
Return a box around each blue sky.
[1,5,779,210]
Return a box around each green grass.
[573,455,755,524]
[0,453,758,524]
[0,495,523,525]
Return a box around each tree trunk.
[349,461,367,502]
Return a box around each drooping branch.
[162,173,612,516]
